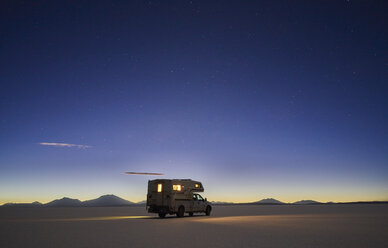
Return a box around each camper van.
[146,179,212,218]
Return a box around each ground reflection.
[20,215,155,222]
[190,215,321,224]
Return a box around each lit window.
[173,185,182,191]
[157,183,162,192]
[195,184,200,188]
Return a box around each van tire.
[205,206,211,216]
[189,212,193,217]
[158,213,166,218]
[177,206,185,217]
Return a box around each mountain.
[82,194,134,206]
[2,195,136,207]
[252,198,285,204]
[2,201,43,207]
[293,200,321,205]
[45,197,83,207]
[211,201,234,205]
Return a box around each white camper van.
[146,179,212,218]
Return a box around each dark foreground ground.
[1,204,387,248]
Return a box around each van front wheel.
[205,206,211,216]
[158,213,166,218]
[177,206,185,217]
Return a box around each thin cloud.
[39,142,91,149]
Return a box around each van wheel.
[177,206,185,217]
[189,212,193,217]
[205,206,211,216]
[158,213,166,218]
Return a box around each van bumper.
[147,205,170,214]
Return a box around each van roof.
[149,179,199,182]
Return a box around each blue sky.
[0,1,387,204]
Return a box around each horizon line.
[2,194,388,206]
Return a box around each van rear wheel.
[177,206,185,217]
[158,213,166,218]
[189,212,193,217]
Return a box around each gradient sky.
[1,1,387,204]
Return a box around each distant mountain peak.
[97,194,121,199]
[211,201,233,205]
[61,197,73,200]
[254,198,285,204]
[82,194,134,206]
[45,197,83,207]
[293,200,321,205]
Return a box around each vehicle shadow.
[144,214,210,220]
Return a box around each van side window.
[193,194,198,201]
[157,183,162,192]
[197,194,203,201]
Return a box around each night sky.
[1,1,387,204]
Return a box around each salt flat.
[1,204,387,248]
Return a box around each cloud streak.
[125,172,164,175]
[39,142,91,149]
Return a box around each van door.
[155,182,164,206]
[196,194,206,211]
[192,194,200,211]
